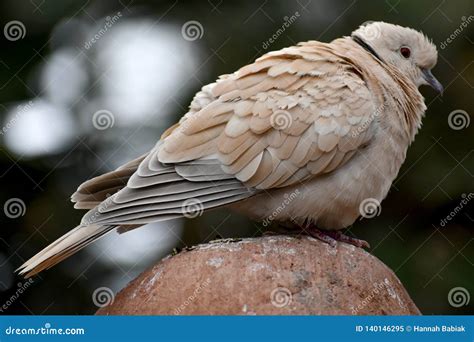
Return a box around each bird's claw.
[303,225,370,249]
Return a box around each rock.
[96,235,420,315]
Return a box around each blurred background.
[0,0,472,315]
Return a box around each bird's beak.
[422,69,444,95]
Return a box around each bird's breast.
[232,131,409,230]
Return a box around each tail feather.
[17,224,115,278]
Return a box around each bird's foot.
[304,225,370,249]
[305,226,338,247]
[326,230,370,249]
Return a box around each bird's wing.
[76,80,254,227]
[79,144,254,226]
[78,41,378,226]
[158,41,379,190]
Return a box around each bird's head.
[352,21,443,94]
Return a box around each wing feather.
[159,41,376,190]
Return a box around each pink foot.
[326,230,370,249]
[303,225,370,249]
[305,226,338,247]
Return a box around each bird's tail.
[17,224,115,278]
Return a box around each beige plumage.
[18,21,442,277]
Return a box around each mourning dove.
[18,21,442,277]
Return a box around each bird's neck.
[378,63,427,142]
[333,37,427,143]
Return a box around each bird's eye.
[400,46,411,58]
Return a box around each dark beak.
[422,69,444,95]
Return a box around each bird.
[18,21,443,277]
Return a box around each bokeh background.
[0,0,472,315]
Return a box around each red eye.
[400,46,411,58]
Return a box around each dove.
[18,21,442,277]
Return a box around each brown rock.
[96,235,420,315]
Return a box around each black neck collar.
[351,35,384,63]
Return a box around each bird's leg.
[302,222,370,249]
